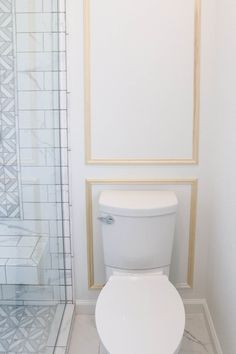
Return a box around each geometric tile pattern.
[0,305,57,353]
[0,1,21,218]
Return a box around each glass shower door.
[0,1,72,352]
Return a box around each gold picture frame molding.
[86,178,198,290]
[84,0,201,165]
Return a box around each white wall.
[205,1,236,352]
[67,0,215,304]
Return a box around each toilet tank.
[98,190,178,271]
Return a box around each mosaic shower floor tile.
[0,305,58,353]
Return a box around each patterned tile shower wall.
[0,0,21,219]
[0,0,73,304]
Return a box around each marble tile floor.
[0,304,61,353]
[69,312,216,354]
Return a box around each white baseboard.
[76,298,223,354]
[201,299,223,354]
[76,299,97,315]
[183,298,205,313]
[76,299,205,315]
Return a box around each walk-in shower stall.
[0,1,73,352]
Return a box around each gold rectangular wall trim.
[84,0,201,165]
[86,178,198,290]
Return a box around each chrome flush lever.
[98,215,115,225]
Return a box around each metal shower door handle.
[98,215,115,225]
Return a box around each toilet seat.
[95,274,185,354]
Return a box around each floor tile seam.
[184,337,213,345]
[184,332,213,345]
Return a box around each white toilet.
[95,190,185,354]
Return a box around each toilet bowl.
[96,273,185,354]
[96,190,185,354]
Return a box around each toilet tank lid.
[99,190,178,217]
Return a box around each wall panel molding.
[86,178,198,290]
[84,0,201,165]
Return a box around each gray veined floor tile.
[185,313,212,343]
[181,313,215,353]
[69,313,216,354]
[69,315,100,354]
[180,337,215,354]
